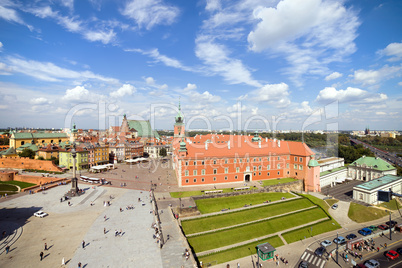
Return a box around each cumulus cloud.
[145,77,155,85]
[325,72,343,81]
[316,86,388,104]
[110,84,136,98]
[195,38,261,87]
[378,42,402,62]
[184,83,197,91]
[30,97,51,105]
[122,0,180,30]
[352,65,401,86]
[250,83,291,108]
[206,0,221,12]
[62,86,91,101]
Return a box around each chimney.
[228,141,231,150]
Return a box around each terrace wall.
[0,157,62,172]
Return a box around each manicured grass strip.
[195,192,295,214]
[0,184,19,191]
[182,198,314,234]
[261,177,298,187]
[198,235,284,265]
[170,188,234,198]
[0,180,36,189]
[282,219,341,244]
[188,207,327,252]
[377,199,401,211]
[298,193,330,212]
[348,202,388,223]
[326,199,339,207]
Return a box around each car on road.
[346,233,357,240]
[333,236,346,244]
[367,225,378,231]
[385,220,398,227]
[314,247,326,257]
[358,228,372,236]
[298,261,309,268]
[34,211,48,218]
[321,240,332,247]
[364,259,380,268]
[397,248,402,254]
[331,204,338,210]
[378,224,389,230]
[385,250,399,260]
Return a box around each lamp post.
[336,232,339,264]
[389,210,392,241]
[70,142,79,194]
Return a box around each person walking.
[82,240,85,249]
[40,251,44,261]
[78,262,82,268]
[5,245,10,254]
[104,227,106,234]
[44,243,47,250]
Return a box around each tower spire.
[179,96,181,111]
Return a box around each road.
[350,138,402,167]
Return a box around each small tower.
[178,138,187,157]
[70,123,78,143]
[174,99,185,139]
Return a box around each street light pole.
[389,211,392,241]
[336,232,339,264]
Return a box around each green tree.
[18,148,35,159]
[159,147,167,157]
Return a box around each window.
[185,179,189,183]
[193,178,197,183]
[299,165,303,170]
[51,140,53,143]
[277,156,280,160]
[193,161,197,166]
[267,172,270,176]
[213,160,217,165]
[185,170,189,176]
[239,159,242,163]
[225,168,228,174]
[201,169,205,175]
[277,171,280,175]
[185,161,188,166]
[267,157,270,161]
[235,175,238,180]
[213,177,216,181]
[253,158,256,162]
[193,170,197,176]
[258,166,262,171]
[287,156,289,160]
[294,164,298,169]
[259,172,261,175]
[225,176,228,180]
[213,169,217,174]
[234,159,237,163]
[247,158,249,162]
[236,167,240,173]
[225,159,228,164]
[277,163,280,169]
[295,156,298,161]
[259,158,262,162]
[286,163,289,168]
[267,165,270,170]
[201,161,204,165]
[202,178,205,182]
[287,171,290,174]
[253,172,256,176]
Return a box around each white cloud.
[0,5,24,24]
[62,86,90,101]
[0,41,3,49]
[250,83,290,108]
[227,102,246,113]
[83,30,116,44]
[145,77,155,85]
[0,104,8,109]
[378,42,402,62]
[4,56,118,83]
[352,65,401,86]
[195,38,261,87]
[376,112,386,115]
[325,72,343,81]
[316,86,388,104]
[0,62,12,75]
[184,83,197,91]
[398,82,402,86]
[206,0,221,12]
[30,97,50,105]
[122,0,180,30]
[110,84,136,98]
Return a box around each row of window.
[294,157,303,162]
[184,163,294,176]
[184,156,291,166]
[184,171,285,183]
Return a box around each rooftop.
[351,156,395,171]
[354,174,402,191]
[320,166,347,177]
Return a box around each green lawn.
[195,192,295,214]
[299,193,330,212]
[261,177,298,187]
[0,184,19,191]
[282,219,341,244]
[188,207,327,252]
[326,199,339,207]
[182,198,314,234]
[348,202,388,223]
[170,188,234,198]
[0,180,36,189]
[198,235,283,265]
[0,191,17,196]
[377,199,401,210]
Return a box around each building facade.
[348,156,397,181]
[353,174,402,204]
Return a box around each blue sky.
[0,0,401,131]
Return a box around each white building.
[353,174,402,204]
[348,156,397,181]
[318,157,347,188]
[318,157,344,173]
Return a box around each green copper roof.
[308,159,320,167]
[127,120,160,139]
[16,143,39,152]
[352,156,395,171]
[12,132,68,139]
[251,131,261,142]
[175,101,184,123]
[179,138,187,152]
[0,147,16,155]
[354,174,401,191]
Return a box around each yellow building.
[94,144,109,165]
[10,132,69,148]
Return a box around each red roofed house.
[172,105,320,192]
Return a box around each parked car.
[333,236,346,244]
[314,247,326,257]
[385,220,398,227]
[298,261,309,268]
[396,248,402,255]
[367,225,378,231]
[346,233,357,240]
[321,240,332,247]
[331,204,338,210]
[358,228,372,236]
[378,224,389,230]
[364,259,380,268]
[34,211,48,218]
[385,250,399,260]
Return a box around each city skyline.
[0,0,401,131]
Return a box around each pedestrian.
[82,240,85,249]
[104,227,106,234]
[78,262,82,268]
[62,257,65,265]
[5,245,10,254]
[40,251,44,261]
[104,215,107,221]
[44,243,47,250]
[384,243,387,248]
[377,247,380,252]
